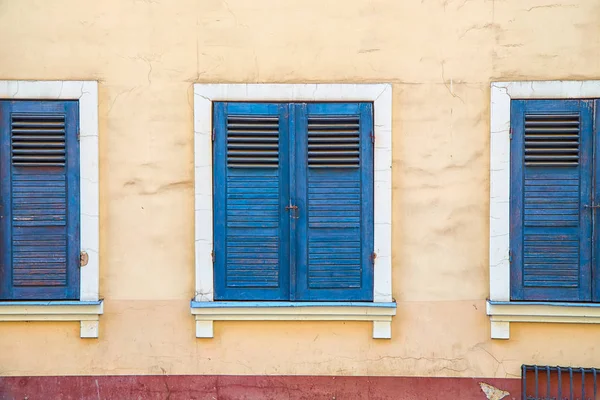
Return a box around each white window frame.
[192,84,395,339]
[488,80,600,339]
[0,81,102,338]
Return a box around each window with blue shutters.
[213,102,374,301]
[0,100,80,300]
[510,99,600,302]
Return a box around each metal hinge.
[370,131,375,144]
[370,252,377,264]
[77,131,80,141]
[211,250,215,263]
[508,250,512,263]
[509,128,513,140]
[212,128,216,142]
[80,251,89,267]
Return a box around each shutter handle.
[584,204,600,209]
[285,204,299,219]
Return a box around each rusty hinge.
[212,128,216,142]
[80,251,89,267]
[370,131,375,144]
[211,250,215,263]
[509,128,513,140]
[370,252,377,264]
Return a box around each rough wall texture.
[0,0,599,380]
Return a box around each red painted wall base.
[0,375,521,400]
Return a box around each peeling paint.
[479,382,510,400]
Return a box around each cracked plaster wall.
[0,0,599,379]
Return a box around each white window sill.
[0,300,103,338]
[487,300,600,339]
[190,301,397,339]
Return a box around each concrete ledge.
[487,300,600,339]
[191,301,396,339]
[0,300,103,338]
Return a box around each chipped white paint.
[0,81,102,337]
[490,321,510,340]
[488,301,600,338]
[195,321,214,338]
[80,320,100,338]
[479,382,509,400]
[0,302,103,338]
[192,304,396,339]
[489,81,600,338]
[193,84,393,305]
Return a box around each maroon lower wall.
[0,375,521,400]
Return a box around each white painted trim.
[0,302,103,338]
[191,304,396,339]
[0,81,101,337]
[193,84,393,304]
[487,301,600,339]
[489,80,600,336]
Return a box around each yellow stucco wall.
[1,0,600,378]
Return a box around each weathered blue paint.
[510,99,593,302]
[488,300,600,307]
[295,102,374,301]
[191,300,396,308]
[0,300,101,306]
[0,100,80,300]
[213,102,290,300]
[594,100,600,302]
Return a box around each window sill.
[487,300,600,339]
[190,301,397,339]
[0,300,103,338]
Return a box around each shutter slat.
[226,115,279,168]
[11,114,66,167]
[524,114,580,166]
[308,116,360,168]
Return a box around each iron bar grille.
[522,365,598,400]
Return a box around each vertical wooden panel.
[0,100,80,300]
[510,99,593,301]
[213,102,290,300]
[294,102,374,301]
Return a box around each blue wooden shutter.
[510,100,593,301]
[213,102,290,300]
[294,103,374,301]
[0,100,80,300]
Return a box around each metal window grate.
[522,365,598,400]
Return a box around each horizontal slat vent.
[227,115,279,168]
[11,114,66,167]
[308,116,360,168]
[524,113,580,167]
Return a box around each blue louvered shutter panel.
[213,102,290,300]
[0,100,80,300]
[510,100,593,301]
[294,103,374,301]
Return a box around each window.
[488,80,600,339]
[0,100,81,300]
[191,84,394,339]
[213,102,374,301]
[0,81,101,338]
